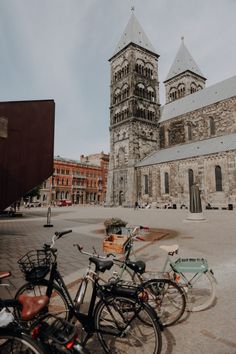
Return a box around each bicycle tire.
[0,327,45,354]
[94,295,162,354]
[142,278,186,326]
[179,270,216,312]
[114,263,186,326]
[14,279,71,320]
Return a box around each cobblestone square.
[1,206,236,353]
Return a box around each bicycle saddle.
[89,257,113,272]
[18,294,49,320]
[125,260,146,274]
[160,244,179,255]
[0,271,11,279]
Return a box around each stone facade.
[164,72,206,104]
[106,15,236,209]
[106,42,160,207]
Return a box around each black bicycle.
[15,230,163,354]
[0,271,89,354]
[0,271,46,354]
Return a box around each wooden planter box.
[103,234,128,254]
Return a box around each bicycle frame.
[44,255,147,342]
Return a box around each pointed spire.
[113,13,157,56]
[165,37,205,82]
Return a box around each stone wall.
[137,150,236,208]
[160,97,236,148]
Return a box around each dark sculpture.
[190,184,202,213]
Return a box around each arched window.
[215,166,222,191]
[177,83,185,98]
[164,172,169,194]
[190,82,197,93]
[188,169,194,191]
[169,87,177,101]
[209,117,216,136]
[147,86,155,102]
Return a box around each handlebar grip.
[55,229,72,239]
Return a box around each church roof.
[160,75,236,123]
[165,38,205,82]
[136,133,236,167]
[113,13,157,57]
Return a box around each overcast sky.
[0,0,235,159]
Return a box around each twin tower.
[106,13,206,207]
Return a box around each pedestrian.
[134,201,139,210]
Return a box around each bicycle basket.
[18,249,52,281]
[37,314,78,345]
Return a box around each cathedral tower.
[164,38,206,104]
[106,13,160,207]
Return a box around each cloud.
[0,0,236,159]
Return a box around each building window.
[215,165,222,191]
[190,82,197,93]
[168,129,171,146]
[188,125,192,141]
[144,175,149,194]
[209,117,215,136]
[188,169,194,191]
[160,126,165,148]
[164,172,169,194]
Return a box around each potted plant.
[104,218,127,235]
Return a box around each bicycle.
[110,226,216,312]
[1,271,90,354]
[158,244,217,311]
[0,271,46,354]
[15,230,163,354]
[94,226,186,327]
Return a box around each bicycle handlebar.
[43,230,73,256]
[73,244,110,259]
[55,229,72,239]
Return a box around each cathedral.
[106,13,236,208]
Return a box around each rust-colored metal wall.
[0,100,55,211]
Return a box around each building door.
[119,191,124,205]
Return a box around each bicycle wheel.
[14,279,71,320]
[179,270,216,312]
[142,278,186,326]
[0,327,45,354]
[94,296,162,354]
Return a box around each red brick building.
[40,152,109,205]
